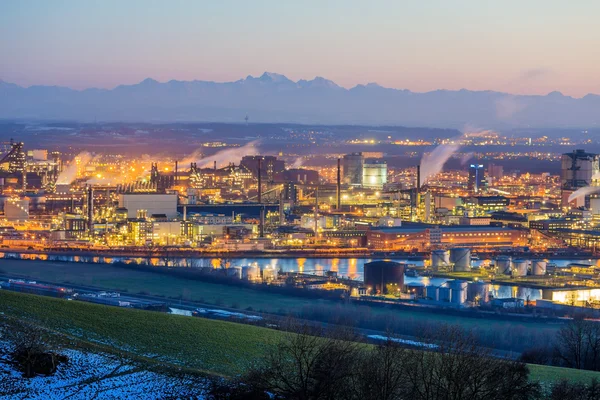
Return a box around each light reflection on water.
[11,253,595,301]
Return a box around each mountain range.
[1,72,599,128]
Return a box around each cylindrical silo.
[242,265,260,281]
[495,256,512,275]
[450,248,471,272]
[364,261,405,294]
[424,285,439,301]
[430,250,450,270]
[467,281,490,304]
[262,266,278,282]
[448,280,468,305]
[512,259,528,277]
[226,267,242,279]
[531,260,547,276]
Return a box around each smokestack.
[214,160,217,170]
[175,160,178,184]
[337,158,341,210]
[257,158,262,204]
[259,206,265,238]
[416,164,421,191]
[279,190,285,226]
[314,187,319,242]
[87,186,94,235]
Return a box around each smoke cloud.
[419,141,461,186]
[291,157,304,168]
[181,141,260,168]
[56,152,93,185]
[568,186,600,203]
[460,152,474,166]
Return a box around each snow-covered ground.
[0,341,207,399]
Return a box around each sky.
[1,0,599,97]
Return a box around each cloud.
[518,67,552,81]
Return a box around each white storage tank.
[467,281,490,304]
[242,265,260,281]
[450,248,471,272]
[438,287,451,302]
[430,250,450,270]
[262,266,278,282]
[512,259,528,277]
[226,267,242,279]
[531,260,547,276]
[448,280,468,305]
[424,285,439,301]
[495,256,512,275]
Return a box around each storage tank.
[363,261,405,294]
[448,280,468,305]
[226,267,242,279]
[242,265,260,281]
[512,259,528,277]
[430,250,450,270]
[467,281,490,304]
[424,285,439,301]
[495,256,512,275]
[438,287,451,302]
[262,266,278,282]
[450,248,471,272]
[531,260,547,276]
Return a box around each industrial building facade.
[367,225,529,250]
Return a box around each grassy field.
[0,290,598,385]
[0,290,280,376]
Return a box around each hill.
[2,73,599,128]
[1,289,599,386]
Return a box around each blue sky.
[1,0,599,96]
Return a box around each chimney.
[175,160,178,184]
[337,158,341,210]
[214,160,217,170]
[416,164,421,191]
[87,186,94,234]
[260,206,265,238]
[257,158,262,204]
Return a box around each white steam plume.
[460,152,474,166]
[419,142,461,186]
[56,152,93,185]
[291,158,304,168]
[568,186,600,204]
[181,141,260,169]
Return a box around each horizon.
[2,1,600,97]
[2,71,598,99]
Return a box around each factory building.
[367,225,528,250]
[118,193,178,219]
[561,149,600,207]
[362,159,387,189]
[4,198,29,221]
[240,155,285,182]
[342,152,363,186]
[282,168,319,184]
[468,164,486,193]
[561,149,599,190]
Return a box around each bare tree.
[240,321,361,400]
[556,318,600,371]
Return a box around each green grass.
[1,289,599,384]
[0,290,280,376]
